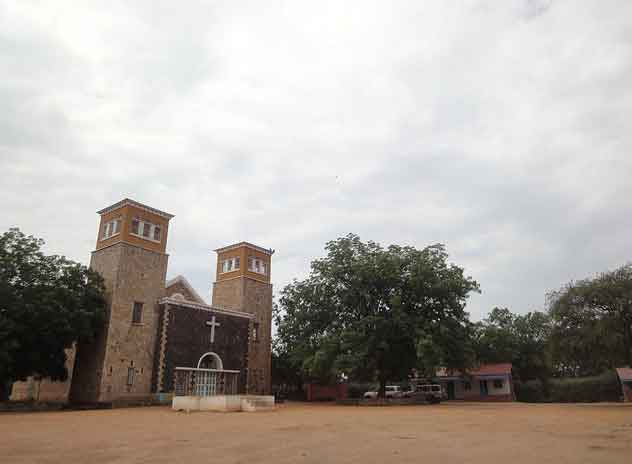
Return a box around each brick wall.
[305,384,349,401]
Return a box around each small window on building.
[493,379,503,389]
[464,381,472,391]
[252,323,260,342]
[131,218,162,243]
[248,257,267,275]
[127,367,135,386]
[102,218,121,240]
[220,257,240,273]
[132,302,143,323]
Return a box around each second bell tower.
[211,242,274,395]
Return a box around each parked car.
[408,383,443,403]
[363,385,403,399]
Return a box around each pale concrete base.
[172,395,275,412]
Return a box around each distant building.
[436,363,515,401]
[11,198,273,404]
[615,367,632,402]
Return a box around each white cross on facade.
[206,316,221,344]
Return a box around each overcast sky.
[1,0,631,321]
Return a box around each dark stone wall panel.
[160,304,250,393]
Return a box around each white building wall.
[444,376,512,399]
[486,377,511,396]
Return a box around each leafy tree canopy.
[548,264,632,372]
[473,307,552,381]
[275,234,479,396]
[0,228,106,390]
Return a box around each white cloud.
[2,0,632,320]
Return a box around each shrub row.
[515,372,622,403]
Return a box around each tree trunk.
[378,374,387,399]
[623,316,632,367]
[0,379,10,401]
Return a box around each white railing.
[174,367,240,396]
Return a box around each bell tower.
[70,199,174,403]
[211,242,274,395]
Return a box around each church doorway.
[197,352,223,370]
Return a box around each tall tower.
[70,199,174,403]
[211,242,274,394]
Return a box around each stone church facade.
[11,198,273,404]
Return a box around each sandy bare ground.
[1,402,631,464]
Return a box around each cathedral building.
[11,199,273,404]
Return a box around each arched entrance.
[197,352,223,370]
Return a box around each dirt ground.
[1,402,631,464]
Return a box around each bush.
[514,379,546,403]
[515,372,621,403]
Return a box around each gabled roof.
[159,296,254,320]
[165,275,206,304]
[469,363,513,376]
[616,367,632,381]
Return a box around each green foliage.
[515,372,621,403]
[275,234,480,396]
[271,336,303,392]
[0,228,106,389]
[548,264,632,374]
[473,307,552,381]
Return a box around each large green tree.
[0,228,106,398]
[275,234,479,397]
[473,307,552,382]
[548,264,632,372]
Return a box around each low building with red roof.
[435,363,515,402]
[615,367,632,402]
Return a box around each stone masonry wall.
[70,242,168,403]
[243,278,273,395]
[166,279,204,304]
[211,278,243,311]
[156,303,250,393]
[212,277,272,395]
[70,244,123,402]
[98,244,168,402]
[11,347,76,402]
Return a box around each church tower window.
[127,367,135,386]
[132,302,143,324]
[248,257,267,275]
[102,218,121,240]
[221,257,240,273]
[130,218,162,243]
